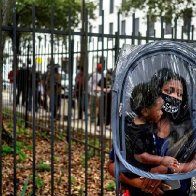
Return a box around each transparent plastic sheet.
[112,41,196,181]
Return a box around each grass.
[105,182,115,191]
[37,161,50,172]
[2,141,27,162]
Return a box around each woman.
[107,68,196,195]
[151,68,196,196]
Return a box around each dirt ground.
[2,119,196,196]
[2,120,116,196]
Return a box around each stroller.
[111,41,196,194]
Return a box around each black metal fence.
[1,3,196,195]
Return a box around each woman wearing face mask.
[151,68,196,196]
[107,68,196,196]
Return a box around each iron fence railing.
[1,3,196,195]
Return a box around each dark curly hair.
[130,82,161,116]
[151,67,190,122]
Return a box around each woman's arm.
[107,160,146,188]
[172,157,196,173]
[134,152,179,169]
[106,160,170,195]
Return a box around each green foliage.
[35,175,44,189]
[2,144,13,155]
[105,182,115,191]
[81,137,101,167]
[29,174,44,190]
[56,132,65,141]
[79,186,83,196]
[3,0,96,55]
[26,144,33,150]
[71,176,76,184]
[37,161,50,172]
[2,142,27,162]
[20,178,29,196]
[17,119,25,128]
[121,0,196,22]
[18,151,27,162]
[16,141,27,162]
[7,121,13,129]
[7,0,96,31]
[17,121,28,135]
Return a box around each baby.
[125,82,180,173]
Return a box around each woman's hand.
[140,177,171,195]
[160,156,180,169]
[172,158,196,173]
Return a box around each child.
[125,82,180,173]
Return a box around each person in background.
[8,68,18,103]
[16,63,29,106]
[42,64,51,111]
[75,66,85,119]
[88,63,102,123]
[96,69,112,126]
[46,64,61,120]
[27,69,41,112]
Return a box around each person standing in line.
[16,63,28,106]
[96,69,112,126]
[88,63,102,123]
[46,64,61,120]
[8,68,18,103]
[75,66,85,119]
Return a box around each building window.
[99,0,103,16]
[98,25,103,41]
[121,20,126,35]
[110,0,114,13]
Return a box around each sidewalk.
[3,91,112,139]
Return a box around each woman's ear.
[141,108,149,117]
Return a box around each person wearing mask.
[107,68,196,196]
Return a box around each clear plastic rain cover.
[112,41,196,180]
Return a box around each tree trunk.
[2,0,14,46]
[1,0,14,144]
[79,0,88,70]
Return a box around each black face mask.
[161,93,182,120]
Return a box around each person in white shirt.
[88,63,102,123]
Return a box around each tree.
[1,0,97,142]
[121,0,195,22]
[3,0,96,54]
[0,0,14,145]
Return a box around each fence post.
[115,32,119,63]
[132,13,135,45]
[0,1,3,194]
[161,16,164,39]
[174,17,177,40]
[146,15,150,43]
[25,45,30,128]
[192,25,194,41]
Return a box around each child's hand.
[169,165,180,173]
[160,156,180,169]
